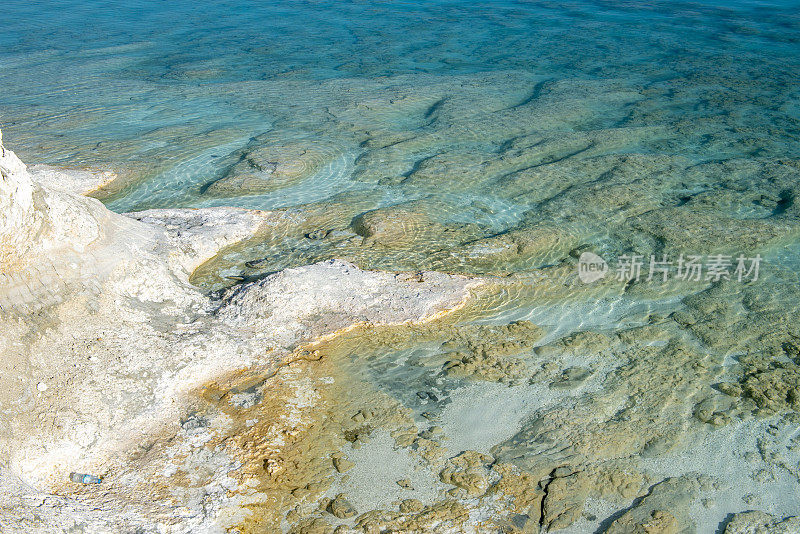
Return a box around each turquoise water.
[5,1,800,531]
[2,0,799,215]
[9,0,796,282]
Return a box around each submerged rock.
[350,205,435,247]
[327,493,357,519]
[205,138,338,196]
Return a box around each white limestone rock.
[27,164,120,197]
[0,130,481,532]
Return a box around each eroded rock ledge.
[0,131,481,532]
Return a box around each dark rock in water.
[245,258,269,269]
[416,390,439,402]
[305,229,328,240]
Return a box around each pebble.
[416,391,439,402]
[327,493,357,518]
[305,229,328,240]
[418,426,443,440]
[36,382,48,392]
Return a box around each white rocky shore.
[0,131,481,532]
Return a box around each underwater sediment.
[3,0,800,532]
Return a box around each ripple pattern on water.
[4,1,800,531]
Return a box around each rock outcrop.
[0,131,480,532]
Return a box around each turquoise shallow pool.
[4,1,800,531]
[2,0,799,215]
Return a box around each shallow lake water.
[3,0,800,531]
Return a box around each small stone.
[392,430,417,448]
[709,412,731,427]
[245,259,267,269]
[396,478,413,489]
[305,229,328,240]
[36,382,48,392]
[327,493,357,519]
[418,426,443,440]
[442,360,462,371]
[332,455,355,473]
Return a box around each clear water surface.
[4,1,800,531]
